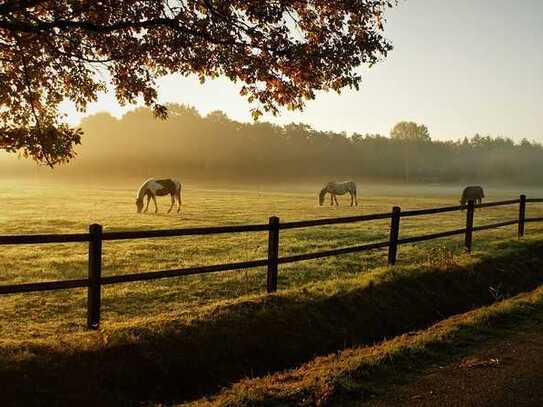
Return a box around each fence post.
[388,206,401,265]
[267,216,280,293]
[87,223,103,329]
[464,200,475,253]
[518,194,526,238]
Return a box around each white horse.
[319,181,358,207]
[136,178,182,214]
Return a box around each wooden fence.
[1,195,543,329]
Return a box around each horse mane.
[136,178,152,201]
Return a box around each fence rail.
[0,233,90,245]
[1,194,542,329]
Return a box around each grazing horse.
[136,178,182,214]
[460,185,485,206]
[319,181,358,207]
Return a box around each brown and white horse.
[136,178,182,214]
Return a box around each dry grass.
[1,179,542,343]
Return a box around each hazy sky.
[60,0,543,142]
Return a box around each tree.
[390,121,431,182]
[390,121,431,143]
[0,1,396,166]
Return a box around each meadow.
[1,179,543,343]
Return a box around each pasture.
[1,179,543,343]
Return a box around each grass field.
[189,284,543,407]
[1,179,543,343]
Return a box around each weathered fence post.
[267,216,280,293]
[518,194,526,238]
[464,200,475,252]
[87,223,103,329]
[388,206,401,265]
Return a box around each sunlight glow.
[58,0,543,142]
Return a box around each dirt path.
[366,324,543,406]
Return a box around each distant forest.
[5,104,543,184]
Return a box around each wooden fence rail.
[1,194,542,329]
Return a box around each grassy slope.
[1,181,543,342]
[2,238,543,406]
[191,285,543,407]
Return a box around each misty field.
[1,180,543,342]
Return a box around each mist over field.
[2,104,543,186]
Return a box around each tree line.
[5,104,542,185]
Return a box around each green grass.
[2,237,543,406]
[1,180,543,343]
[190,284,543,407]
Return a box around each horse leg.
[354,191,358,206]
[177,188,182,213]
[152,194,158,213]
[334,194,339,206]
[144,195,151,213]
[330,193,334,206]
[167,194,174,213]
[350,192,354,207]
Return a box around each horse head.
[318,188,327,206]
[136,197,144,213]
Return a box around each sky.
[60,0,543,142]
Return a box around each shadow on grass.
[2,240,543,406]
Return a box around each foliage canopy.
[0,0,396,166]
[391,121,431,143]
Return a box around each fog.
[2,104,542,187]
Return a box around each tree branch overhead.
[0,0,396,165]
